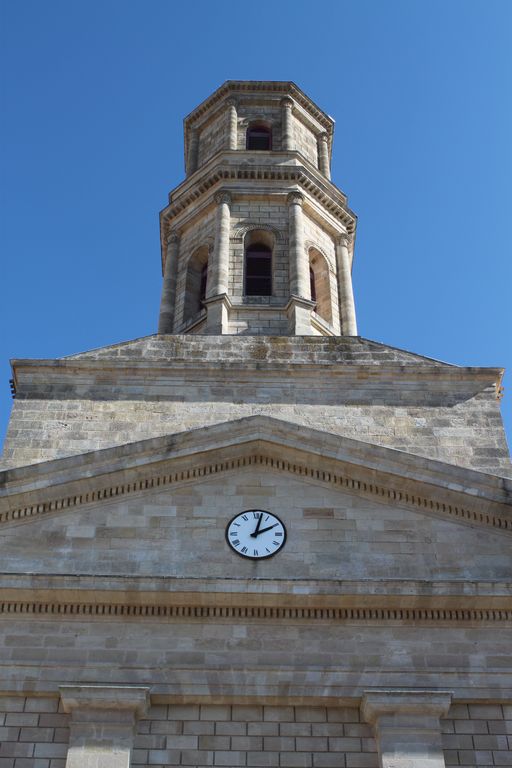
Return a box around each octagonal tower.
[158,81,358,336]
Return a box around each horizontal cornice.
[1,576,511,626]
[159,152,355,243]
[184,81,334,134]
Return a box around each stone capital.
[214,190,232,206]
[361,690,452,724]
[166,229,180,246]
[226,97,238,109]
[318,131,330,144]
[281,96,294,109]
[336,232,352,248]
[287,191,305,207]
[60,685,151,718]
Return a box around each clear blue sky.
[1,0,511,455]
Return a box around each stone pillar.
[226,98,238,150]
[187,128,199,175]
[60,685,150,768]
[158,230,180,334]
[281,97,294,151]
[336,232,358,336]
[208,190,231,299]
[317,132,331,179]
[287,191,308,299]
[361,690,452,768]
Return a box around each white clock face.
[226,510,287,559]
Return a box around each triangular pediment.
[1,415,510,534]
[1,416,511,625]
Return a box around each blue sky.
[1,0,511,454]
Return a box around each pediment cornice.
[1,416,510,534]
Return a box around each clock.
[226,510,287,559]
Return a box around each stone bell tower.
[157,81,358,336]
[1,81,511,768]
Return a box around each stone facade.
[1,81,511,768]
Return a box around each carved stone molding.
[1,452,511,534]
[318,132,329,144]
[305,240,335,272]
[166,230,180,246]
[281,96,294,109]
[226,97,238,109]
[233,222,282,242]
[287,191,305,207]
[2,600,511,624]
[336,232,352,248]
[214,190,232,206]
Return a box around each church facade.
[1,81,511,768]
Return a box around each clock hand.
[254,523,279,536]
[250,513,263,538]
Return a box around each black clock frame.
[225,509,287,560]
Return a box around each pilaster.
[287,191,309,300]
[226,98,238,150]
[361,690,452,768]
[186,128,199,176]
[317,132,331,179]
[336,232,358,336]
[158,230,180,334]
[208,190,232,299]
[281,97,294,151]
[60,685,150,768]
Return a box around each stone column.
[208,190,231,299]
[281,97,294,151]
[317,132,331,179]
[336,232,358,336]
[158,230,180,334]
[361,690,452,768]
[60,685,150,768]
[187,128,199,175]
[226,98,238,150]
[287,191,309,299]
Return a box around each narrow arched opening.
[244,230,274,296]
[184,246,209,322]
[309,248,332,324]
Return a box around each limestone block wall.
[1,469,511,581]
[230,200,290,300]
[132,704,378,768]
[292,114,318,167]
[4,334,510,476]
[441,704,512,767]
[0,694,69,766]
[0,697,511,767]
[197,111,229,169]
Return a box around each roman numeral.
[272,541,279,546]
[242,515,248,521]
[232,540,240,546]
[275,532,283,537]
[253,549,258,556]
[241,546,248,554]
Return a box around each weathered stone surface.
[3,335,510,477]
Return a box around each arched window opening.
[199,262,208,304]
[310,266,317,303]
[184,246,209,323]
[244,229,274,296]
[246,122,272,151]
[309,248,332,324]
